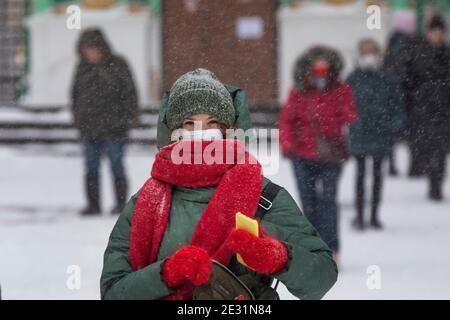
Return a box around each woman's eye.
[208,120,218,125]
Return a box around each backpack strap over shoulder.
[256,181,283,221]
[255,181,283,295]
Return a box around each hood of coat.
[77,28,112,62]
[156,84,253,149]
[293,46,344,93]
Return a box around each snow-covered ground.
[0,143,449,300]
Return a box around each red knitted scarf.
[129,139,263,299]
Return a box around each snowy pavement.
[0,143,449,300]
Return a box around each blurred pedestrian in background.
[71,28,138,215]
[347,39,405,230]
[383,10,417,176]
[398,15,450,201]
[279,46,358,262]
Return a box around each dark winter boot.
[354,157,366,231]
[408,165,424,177]
[370,218,383,230]
[370,205,383,230]
[389,163,399,177]
[429,172,443,201]
[352,216,365,231]
[408,156,427,177]
[81,176,101,215]
[353,180,365,231]
[429,185,443,202]
[388,152,399,177]
[111,177,128,214]
[353,189,365,231]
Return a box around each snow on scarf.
[129,139,263,299]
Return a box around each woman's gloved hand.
[162,245,212,288]
[228,228,289,275]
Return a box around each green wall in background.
[33,0,161,15]
[417,0,425,33]
[391,0,407,9]
[31,0,450,17]
[34,0,52,13]
[148,0,160,15]
[436,0,450,11]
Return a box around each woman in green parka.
[100,68,338,300]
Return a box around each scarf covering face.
[129,139,263,299]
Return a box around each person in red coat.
[279,46,358,261]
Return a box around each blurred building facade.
[0,0,29,105]
[0,0,449,144]
[1,0,450,108]
[162,0,278,109]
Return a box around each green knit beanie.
[166,68,236,131]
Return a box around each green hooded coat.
[100,86,338,300]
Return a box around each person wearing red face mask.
[279,46,358,263]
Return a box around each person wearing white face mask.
[357,52,381,71]
[177,127,224,141]
[346,39,406,231]
[100,68,338,300]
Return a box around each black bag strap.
[255,181,283,293]
[256,181,283,221]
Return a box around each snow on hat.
[166,68,236,131]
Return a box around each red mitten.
[228,229,288,274]
[162,245,212,288]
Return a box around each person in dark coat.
[398,16,450,201]
[71,28,139,215]
[279,46,358,262]
[347,39,405,230]
[383,10,417,176]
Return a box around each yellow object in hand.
[235,212,259,266]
